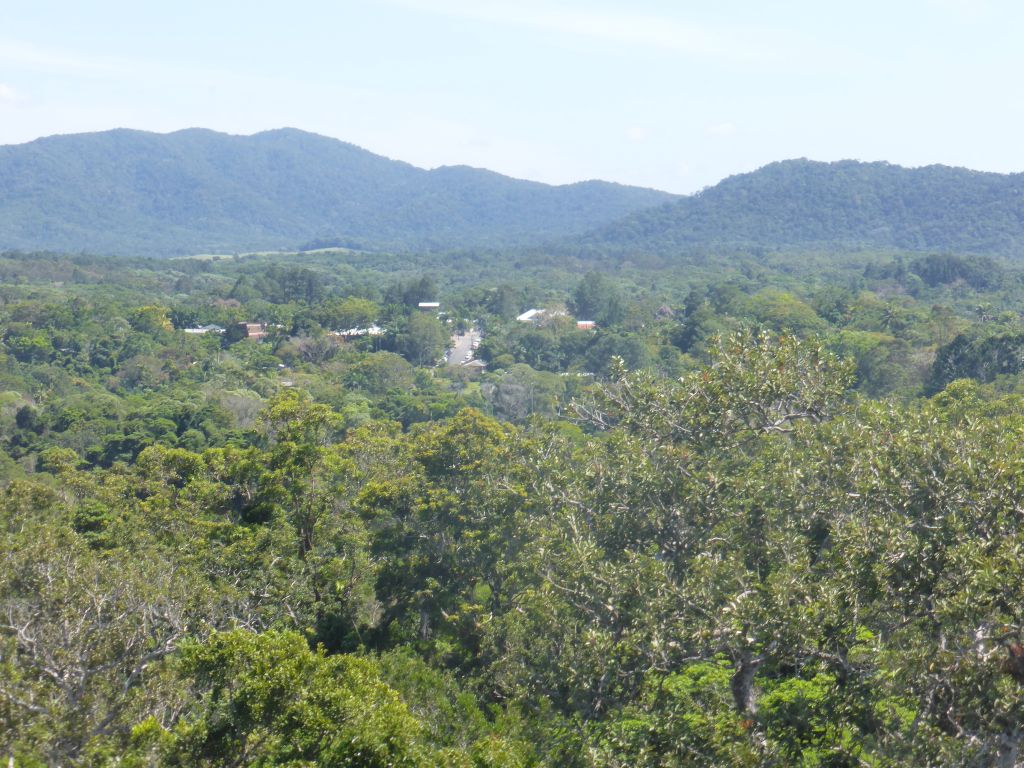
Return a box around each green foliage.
[588,663,757,767]
[582,330,854,450]
[161,630,437,766]
[129,305,173,333]
[569,272,625,326]
[745,289,827,334]
[928,330,1024,393]
[9,243,1024,767]
[398,312,448,366]
[483,364,565,422]
[908,252,1003,290]
[0,481,213,766]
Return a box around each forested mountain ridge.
[11,130,1024,261]
[0,128,676,256]
[577,158,1024,257]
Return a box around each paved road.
[447,330,478,367]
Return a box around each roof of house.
[331,324,384,337]
[182,324,224,334]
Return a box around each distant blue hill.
[0,127,676,257]
[574,159,1024,258]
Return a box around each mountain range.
[3,128,1024,259]
[0,128,675,257]
[581,159,1024,258]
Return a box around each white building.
[182,325,225,335]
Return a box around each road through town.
[447,330,478,367]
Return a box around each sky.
[1,0,1023,194]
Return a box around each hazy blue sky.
[1,0,1021,193]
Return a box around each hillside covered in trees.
[0,128,675,257]
[5,245,1024,765]
[576,159,1024,258]
[13,132,1024,263]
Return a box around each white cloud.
[0,83,18,102]
[390,0,781,61]
[705,121,738,137]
